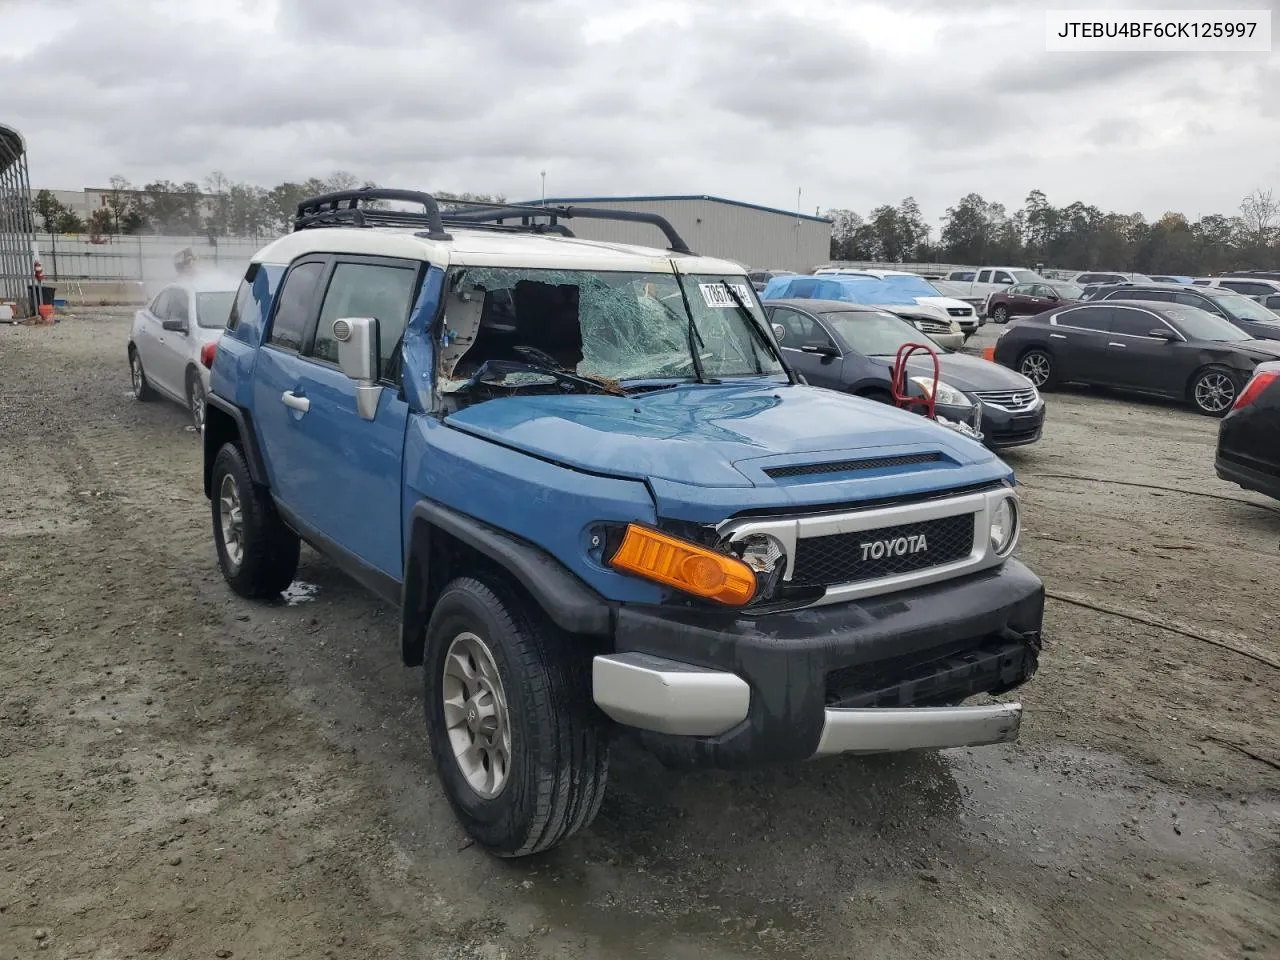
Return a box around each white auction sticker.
[700,283,755,308]
[1045,10,1271,51]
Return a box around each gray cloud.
[1,0,1277,225]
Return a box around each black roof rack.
[295,188,453,240]
[444,202,693,254]
[292,189,695,254]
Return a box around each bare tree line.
[33,172,504,239]
[827,188,1280,273]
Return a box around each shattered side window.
[436,267,783,392]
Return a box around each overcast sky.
[2,0,1278,227]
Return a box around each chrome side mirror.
[332,316,383,420]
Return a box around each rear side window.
[1056,306,1112,331]
[976,270,992,283]
[1174,291,1220,314]
[269,261,325,352]
[1123,289,1172,303]
[1221,280,1273,296]
[312,262,419,376]
[227,280,249,331]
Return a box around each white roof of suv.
[253,224,743,276]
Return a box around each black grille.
[790,513,975,587]
[825,636,1038,708]
[766,453,942,479]
[946,307,973,317]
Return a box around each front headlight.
[989,496,1020,556]
[911,376,972,408]
[729,532,788,601]
[737,533,786,575]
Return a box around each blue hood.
[443,382,1004,493]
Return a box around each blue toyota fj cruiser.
[203,189,1044,857]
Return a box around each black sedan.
[1084,282,1280,341]
[1216,362,1280,500]
[765,298,1045,449]
[992,299,1280,416]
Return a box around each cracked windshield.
[439,267,784,390]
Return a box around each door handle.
[1107,342,1126,348]
[1049,333,1067,339]
[281,390,310,413]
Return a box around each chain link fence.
[35,232,275,283]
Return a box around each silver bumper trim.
[812,702,1022,756]
[592,653,750,737]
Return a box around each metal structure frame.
[0,123,35,317]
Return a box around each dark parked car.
[765,298,1045,448]
[1084,282,1280,341]
[992,300,1280,416]
[986,281,1084,323]
[1216,362,1280,500]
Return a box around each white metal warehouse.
[519,195,831,274]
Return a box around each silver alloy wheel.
[993,306,1008,323]
[442,631,512,799]
[1194,372,1235,413]
[218,474,244,569]
[130,354,144,397]
[190,378,206,431]
[1020,352,1051,386]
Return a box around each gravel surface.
[1,310,1278,960]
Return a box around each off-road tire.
[1019,348,1058,389]
[210,443,299,599]
[1189,365,1240,417]
[423,577,609,857]
[129,346,155,401]
[186,369,207,432]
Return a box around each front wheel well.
[854,386,894,402]
[1019,344,1052,360]
[401,510,613,667]
[403,524,549,667]
[1185,362,1237,399]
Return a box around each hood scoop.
[764,451,946,480]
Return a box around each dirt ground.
[2,310,1278,960]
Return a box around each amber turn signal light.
[608,525,756,606]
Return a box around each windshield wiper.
[671,273,713,384]
[718,281,793,381]
[497,345,625,395]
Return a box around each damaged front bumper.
[592,559,1044,767]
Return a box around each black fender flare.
[400,500,613,666]
[203,394,269,497]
